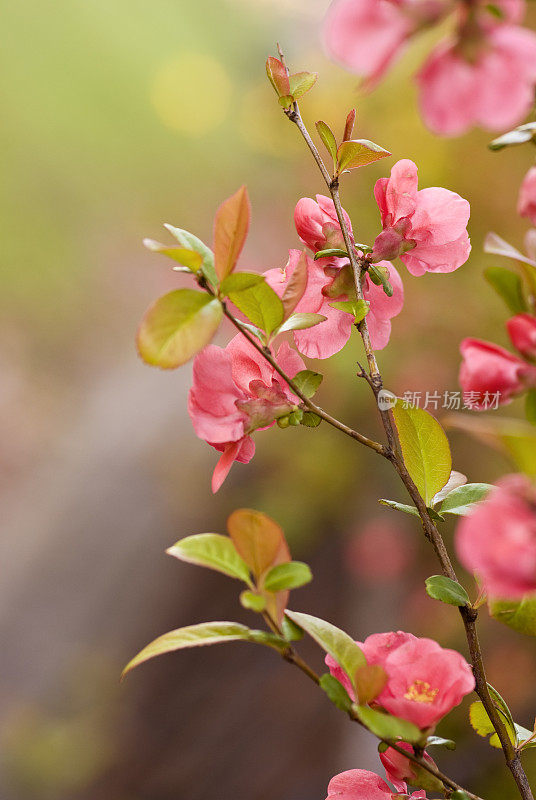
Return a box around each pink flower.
[378,637,475,730]
[265,250,403,359]
[323,0,446,88]
[326,631,418,699]
[459,337,536,409]
[416,25,536,135]
[325,769,425,800]
[188,334,305,492]
[372,160,471,275]
[518,167,536,226]
[294,195,352,253]
[326,632,474,730]
[507,313,536,360]
[456,474,536,599]
[380,743,437,793]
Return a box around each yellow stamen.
[404,679,439,704]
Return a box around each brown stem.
[278,69,533,800]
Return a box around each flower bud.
[459,337,536,408]
[507,313,536,359]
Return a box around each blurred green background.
[1,0,535,798]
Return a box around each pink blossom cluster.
[456,474,536,599]
[188,177,470,490]
[459,314,536,409]
[265,197,404,358]
[326,630,475,730]
[324,0,536,135]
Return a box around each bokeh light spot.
[151,52,231,135]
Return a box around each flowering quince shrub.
[125,51,536,800]
[323,0,536,135]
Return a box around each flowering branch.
[277,47,534,800]
[196,275,388,456]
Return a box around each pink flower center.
[404,679,439,704]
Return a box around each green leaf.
[301,411,322,428]
[489,595,536,636]
[354,705,422,744]
[450,792,471,800]
[223,274,284,335]
[319,674,353,712]
[122,621,281,677]
[213,185,250,282]
[264,561,312,592]
[315,120,338,169]
[220,271,264,294]
[285,610,366,689]
[281,613,305,642]
[368,263,393,296]
[526,389,536,425]
[484,267,527,314]
[392,400,452,506]
[288,71,318,99]
[425,575,470,607]
[164,224,218,287]
[329,299,369,323]
[379,499,420,518]
[137,289,223,369]
[336,139,391,173]
[166,533,251,583]
[278,94,293,109]
[314,248,349,260]
[469,701,515,748]
[292,369,323,398]
[240,590,266,612]
[489,128,534,150]
[439,483,492,516]
[427,735,456,750]
[247,630,288,650]
[487,683,517,741]
[378,499,444,521]
[276,313,326,334]
[143,240,203,271]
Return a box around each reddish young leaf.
[213,186,251,282]
[266,56,290,97]
[343,108,356,142]
[281,249,308,319]
[227,508,287,579]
